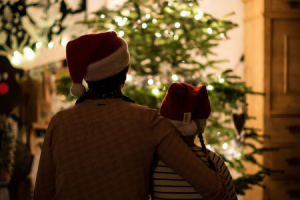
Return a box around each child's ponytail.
[198,134,218,173]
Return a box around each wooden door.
[270,19,300,115]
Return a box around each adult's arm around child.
[149,109,228,200]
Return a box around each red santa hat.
[160,83,211,136]
[66,31,130,97]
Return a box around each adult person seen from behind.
[34,31,228,200]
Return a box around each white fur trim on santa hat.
[84,38,130,81]
[170,119,207,136]
[70,83,86,97]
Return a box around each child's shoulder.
[189,146,222,159]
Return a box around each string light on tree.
[36,42,42,48]
[24,47,35,60]
[207,85,214,90]
[189,3,193,7]
[180,11,187,17]
[61,38,68,46]
[142,23,147,28]
[219,78,225,83]
[118,20,126,26]
[152,19,157,23]
[207,27,213,34]
[222,143,228,150]
[194,9,203,20]
[48,42,53,48]
[152,88,159,95]
[155,32,161,37]
[60,95,66,101]
[220,33,225,39]
[115,16,122,22]
[175,22,180,28]
[100,14,105,18]
[126,74,132,82]
[145,14,150,19]
[123,17,128,21]
[118,30,124,37]
[165,7,172,13]
[148,79,154,85]
[11,51,22,65]
[172,74,178,81]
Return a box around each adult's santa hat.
[66,31,130,97]
[160,83,211,136]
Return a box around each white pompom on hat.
[66,31,130,97]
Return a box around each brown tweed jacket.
[34,98,228,200]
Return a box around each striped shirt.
[149,146,237,200]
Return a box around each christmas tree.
[57,0,274,195]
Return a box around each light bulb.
[11,51,22,65]
[152,88,159,95]
[142,23,147,28]
[222,143,228,150]
[115,17,122,22]
[219,78,224,83]
[207,27,213,34]
[155,32,161,37]
[189,3,193,7]
[180,11,187,17]
[48,42,53,48]
[126,74,132,82]
[207,145,211,149]
[166,7,172,13]
[172,74,178,81]
[118,30,124,37]
[60,95,66,101]
[61,38,68,46]
[123,17,128,21]
[220,33,225,39]
[36,42,42,48]
[148,79,154,85]
[146,14,150,19]
[100,14,105,18]
[118,21,125,26]
[198,9,204,17]
[207,85,214,90]
[194,10,203,20]
[174,34,179,40]
[175,22,180,28]
[24,47,35,60]
[152,19,157,23]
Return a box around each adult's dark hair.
[198,134,218,172]
[86,66,129,88]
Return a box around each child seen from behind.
[149,82,237,200]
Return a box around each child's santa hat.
[160,83,211,136]
[66,31,130,97]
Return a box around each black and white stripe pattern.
[149,146,237,200]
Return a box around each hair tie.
[205,152,210,158]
